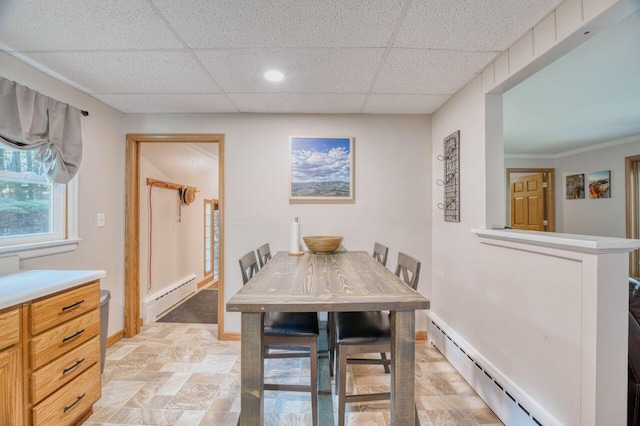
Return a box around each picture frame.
[565,174,585,199]
[289,136,354,202]
[588,170,611,199]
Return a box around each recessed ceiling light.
[264,70,284,82]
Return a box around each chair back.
[372,242,389,267]
[395,252,421,290]
[256,243,272,268]
[239,251,259,285]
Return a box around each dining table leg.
[390,309,417,425]
[240,312,264,426]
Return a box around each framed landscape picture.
[289,136,354,201]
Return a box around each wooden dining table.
[226,251,430,425]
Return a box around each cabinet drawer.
[30,282,100,335]
[31,336,100,404]
[30,309,100,370]
[32,363,101,426]
[0,307,20,350]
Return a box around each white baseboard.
[428,313,561,426]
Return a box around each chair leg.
[310,337,318,426]
[334,343,340,396]
[380,352,390,374]
[338,345,348,426]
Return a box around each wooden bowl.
[303,236,343,254]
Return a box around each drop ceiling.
[0,0,561,114]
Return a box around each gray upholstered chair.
[256,243,272,268]
[238,250,319,425]
[330,242,392,376]
[333,251,421,426]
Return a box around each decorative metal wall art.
[437,131,460,222]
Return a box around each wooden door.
[511,174,546,231]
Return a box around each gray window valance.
[0,76,82,184]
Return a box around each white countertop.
[0,270,106,310]
[472,228,640,254]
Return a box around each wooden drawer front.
[31,282,100,335]
[32,363,101,426]
[0,308,20,350]
[31,336,100,404]
[30,309,100,370]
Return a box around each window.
[0,147,76,256]
[204,199,219,278]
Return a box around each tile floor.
[85,322,502,425]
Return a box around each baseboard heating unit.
[428,314,561,426]
[142,274,197,324]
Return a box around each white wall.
[124,113,432,333]
[506,134,640,236]
[555,137,640,236]
[139,143,219,299]
[0,51,126,336]
[432,76,589,424]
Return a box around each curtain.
[0,76,82,184]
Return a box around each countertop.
[0,269,106,310]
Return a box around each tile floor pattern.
[85,323,502,425]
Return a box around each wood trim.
[223,332,241,341]
[106,330,124,348]
[415,331,427,340]
[506,168,556,232]
[125,134,226,341]
[146,177,197,192]
[197,275,213,290]
[125,136,140,338]
[626,155,640,278]
[218,140,226,341]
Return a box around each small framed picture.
[289,136,354,202]
[565,174,585,199]
[588,170,611,199]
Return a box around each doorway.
[626,155,640,278]
[124,134,225,340]
[506,168,555,232]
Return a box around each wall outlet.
[97,213,106,228]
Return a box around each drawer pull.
[62,358,86,374]
[63,393,86,413]
[62,329,85,343]
[61,300,85,312]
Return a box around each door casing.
[125,134,226,339]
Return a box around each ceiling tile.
[229,94,366,113]
[196,49,384,93]
[19,51,220,94]
[394,0,562,51]
[152,0,405,48]
[362,94,450,114]
[92,94,237,113]
[0,0,181,51]
[373,49,498,94]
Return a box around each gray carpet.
[157,289,218,324]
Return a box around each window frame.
[0,173,79,259]
[204,199,213,277]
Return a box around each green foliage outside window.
[0,148,52,237]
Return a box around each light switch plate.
[97,213,106,228]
